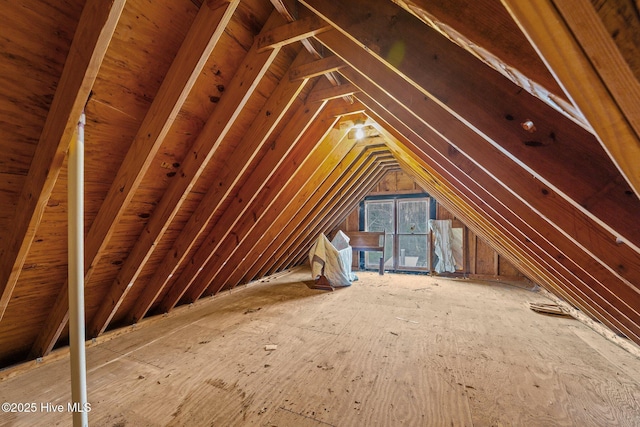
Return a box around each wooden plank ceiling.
[0,0,638,368]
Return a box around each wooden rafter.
[129,82,336,320]
[255,145,394,276]
[286,159,398,270]
[282,151,396,273]
[206,131,389,293]
[370,108,566,287]
[29,0,241,356]
[0,0,125,321]
[304,0,640,249]
[354,88,640,340]
[197,114,358,296]
[229,142,374,285]
[160,98,346,310]
[502,0,640,199]
[237,129,380,282]
[89,43,309,337]
[311,28,640,318]
[389,0,587,129]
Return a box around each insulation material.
[429,220,457,273]
[308,231,357,287]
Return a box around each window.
[363,196,432,272]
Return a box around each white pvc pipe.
[69,111,89,426]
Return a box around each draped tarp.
[428,219,457,273]
[308,231,357,287]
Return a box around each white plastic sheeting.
[428,219,457,273]
[308,230,357,287]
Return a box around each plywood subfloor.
[1,267,639,426]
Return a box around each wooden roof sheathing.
[0,0,638,368]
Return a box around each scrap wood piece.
[304,275,334,291]
[529,302,573,317]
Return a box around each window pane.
[365,201,394,269]
[398,235,428,268]
[365,201,394,233]
[398,200,427,233]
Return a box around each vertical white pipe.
[69,111,89,427]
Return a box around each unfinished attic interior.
[1,0,640,424]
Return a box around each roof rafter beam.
[200,119,361,295]
[303,0,640,248]
[130,81,336,320]
[252,143,393,277]
[286,157,398,269]
[212,136,390,291]
[29,0,243,356]
[353,85,640,341]
[281,152,395,273]
[172,99,349,306]
[0,0,125,321]
[313,28,640,314]
[89,43,312,337]
[129,68,329,322]
[230,141,375,285]
[369,108,564,287]
[502,0,640,198]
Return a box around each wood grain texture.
[390,0,586,128]
[0,0,125,321]
[220,142,385,289]
[503,0,640,199]
[364,101,640,340]
[1,269,637,426]
[338,45,640,337]
[29,0,242,358]
[271,155,394,275]
[181,100,344,302]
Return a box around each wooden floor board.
[0,268,638,426]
